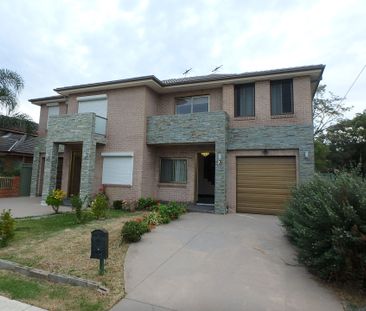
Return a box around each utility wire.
[339,64,366,106]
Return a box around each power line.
[339,64,366,106]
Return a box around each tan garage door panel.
[236,157,296,215]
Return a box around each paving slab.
[0,295,46,310]
[113,213,343,311]
[0,197,71,218]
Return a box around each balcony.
[146,111,228,145]
[47,113,107,144]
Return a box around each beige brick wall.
[224,76,313,128]
[158,88,223,115]
[226,149,299,213]
[38,103,67,137]
[154,145,214,202]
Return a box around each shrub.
[91,193,108,219]
[166,201,187,219]
[45,189,66,213]
[121,221,149,243]
[70,194,88,224]
[155,204,171,224]
[0,209,15,247]
[280,171,366,287]
[137,197,158,210]
[143,211,163,226]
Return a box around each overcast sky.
[0,0,365,122]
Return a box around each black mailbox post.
[91,229,109,274]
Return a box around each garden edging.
[0,258,109,293]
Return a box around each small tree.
[46,189,66,214]
[0,209,15,247]
[91,193,108,219]
[313,84,350,137]
[70,194,88,223]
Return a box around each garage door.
[236,157,296,215]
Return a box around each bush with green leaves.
[166,201,187,219]
[91,193,108,220]
[70,194,88,223]
[154,204,171,224]
[137,197,158,210]
[121,220,149,243]
[143,211,163,226]
[0,209,15,247]
[280,171,366,287]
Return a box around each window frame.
[175,95,210,114]
[159,158,187,184]
[234,83,255,117]
[270,79,294,116]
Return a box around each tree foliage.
[324,111,366,175]
[0,69,24,114]
[0,113,37,134]
[313,84,350,137]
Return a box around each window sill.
[233,116,256,121]
[271,114,295,119]
[102,184,132,188]
[158,183,187,188]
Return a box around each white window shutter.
[102,156,133,185]
[78,98,107,118]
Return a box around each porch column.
[79,139,96,202]
[30,144,41,197]
[214,141,227,214]
[42,141,59,201]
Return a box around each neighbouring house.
[0,128,37,197]
[29,64,324,214]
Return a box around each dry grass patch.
[0,211,142,310]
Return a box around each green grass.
[0,272,43,299]
[0,271,107,310]
[12,209,136,243]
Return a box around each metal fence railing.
[0,177,14,189]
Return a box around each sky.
[0,0,365,122]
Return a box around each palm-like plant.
[0,69,24,114]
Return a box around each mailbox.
[91,229,109,259]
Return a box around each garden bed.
[0,210,140,311]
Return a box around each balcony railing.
[95,115,107,135]
[146,111,228,145]
[47,113,107,144]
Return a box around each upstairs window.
[271,79,293,115]
[47,104,59,128]
[234,83,255,117]
[176,96,209,114]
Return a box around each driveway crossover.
[113,213,342,311]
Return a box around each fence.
[0,176,20,197]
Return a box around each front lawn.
[0,209,140,311]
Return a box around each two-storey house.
[29,64,324,214]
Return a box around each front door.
[197,153,215,204]
[68,151,82,196]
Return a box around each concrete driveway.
[0,197,71,218]
[112,213,343,311]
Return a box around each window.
[47,105,59,128]
[271,79,293,115]
[234,83,255,117]
[102,153,133,185]
[160,159,187,183]
[176,96,209,114]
